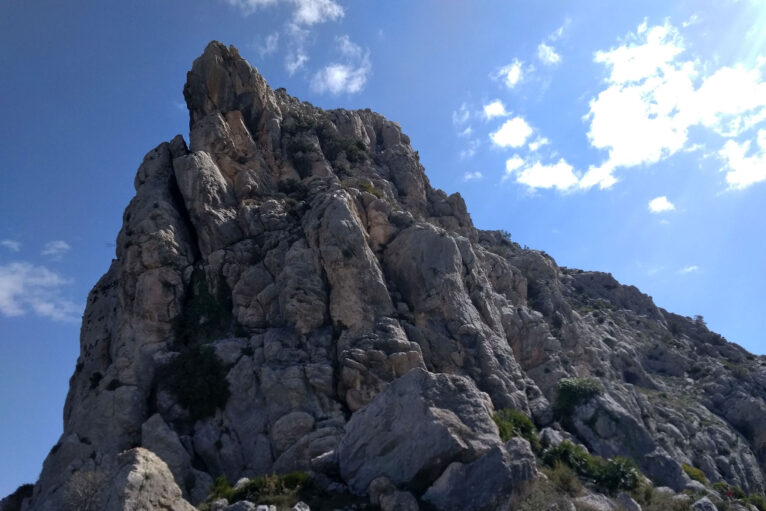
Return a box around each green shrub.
[226,472,310,506]
[358,181,384,199]
[208,476,234,501]
[492,409,541,452]
[632,486,692,511]
[543,441,593,475]
[682,464,707,485]
[286,138,315,178]
[542,441,640,495]
[554,378,602,420]
[748,493,766,511]
[165,345,230,421]
[596,456,640,495]
[316,122,367,165]
[173,268,233,348]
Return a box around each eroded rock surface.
[17,41,766,511]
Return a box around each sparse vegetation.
[165,345,230,421]
[544,461,583,496]
[748,493,766,511]
[286,138,315,177]
[203,472,313,509]
[554,378,602,420]
[510,477,576,511]
[492,408,541,452]
[682,463,707,485]
[64,471,105,511]
[542,441,640,495]
[164,268,233,421]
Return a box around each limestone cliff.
[9,42,766,511]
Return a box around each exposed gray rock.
[339,368,500,494]
[225,502,257,511]
[102,448,196,511]
[573,494,617,511]
[692,496,718,511]
[18,40,766,511]
[422,440,536,511]
[616,492,642,511]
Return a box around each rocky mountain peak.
[5,42,765,511]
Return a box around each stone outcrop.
[11,41,766,511]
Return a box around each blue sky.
[1,0,766,496]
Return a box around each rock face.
[13,41,766,510]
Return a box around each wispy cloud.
[537,43,561,66]
[223,0,342,25]
[463,171,483,182]
[292,0,343,26]
[41,240,71,260]
[0,240,21,252]
[460,139,481,159]
[310,35,371,94]
[256,32,280,57]
[452,103,470,126]
[648,196,675,213]
[0,262,81,322]
[223,0,345,75]
[495,60,524,89]
[679,265,699,274]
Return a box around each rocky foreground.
[3,42,766,511]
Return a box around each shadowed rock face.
[16,41,766,510]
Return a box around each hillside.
[4,41,766,511]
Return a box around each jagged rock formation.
[10,42,766,510]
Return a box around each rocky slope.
[7,41,766,510]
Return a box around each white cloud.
[223,0,343,26]
[452,103,470,126]
[223,0,278,14]
[458,126,473,138]
[0,262,81,322]
[583,21,766,189]
[460,139,481,159]
[504,155,525,177]
[537,43,561,65]
[41,240,71,260]
[515,159,578,190]
[504,155,578,191]
[310,36,371,95]
[497,60,524,89]
[719,129,766,189]
[550,18,571,41]
[528,137,549,152]
[257,32,279,57]
[679,265,699,274]
[463,171,483,182]
[292,0,344,26]
[0,240,21,252]
[285,50,309,75]
[490,117,533,148]
[483,100,509,120]
[648,196,675,213]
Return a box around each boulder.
[338,368,500,494]
[102,448,195,511]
